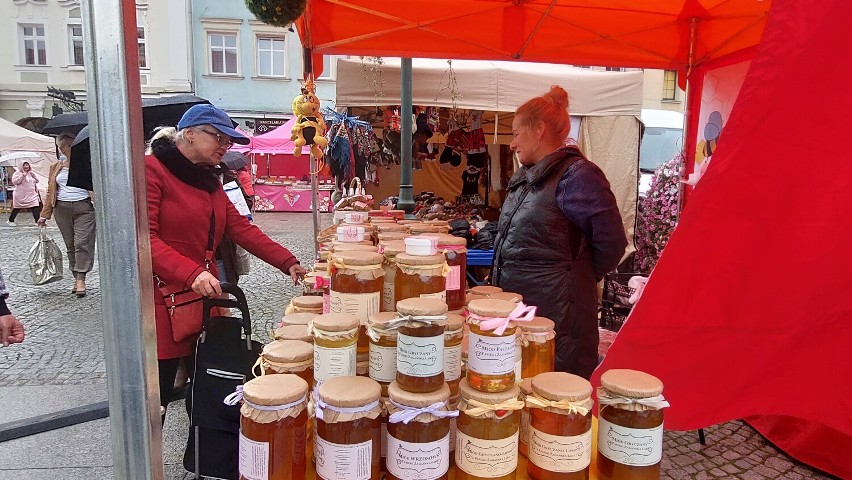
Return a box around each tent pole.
[679,17,700,214]
[311,151,320,255]
[397,58,415,214]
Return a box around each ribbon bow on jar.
[467,302,537,335]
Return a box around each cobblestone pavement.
[0,212,836,479]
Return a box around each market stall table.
[253,183,333,213]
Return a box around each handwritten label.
[455,430,519,478]
[420,291,446,303]
[382,281,395,311]
[369,344,397,383]
[467,332,516,376]
[314,435,372,480]
[598,419,663,467]
[239,432,269,480]
[329,291,380,324]
[397,333,444,377]
[444,343,462,381]
[528,427,592,473]
[449,417,457,452]
[314,344,357,383]
[387,433,450,479]
[446,265,461,291]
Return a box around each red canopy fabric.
[592,0,852,477]
[232,117,298,155]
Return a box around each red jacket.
[146,154,298,359]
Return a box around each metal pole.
[397,58,415,213]
[310,151,320,255]
[80,1,163,479]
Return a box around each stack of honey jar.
[232,210,670,480]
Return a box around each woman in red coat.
[146,104,307,411]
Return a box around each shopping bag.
[27,227,64,285]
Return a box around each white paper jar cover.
[337,225,366,243]
[344,212,368,224]
[404,236,437,256]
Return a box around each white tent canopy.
[335,58,643,116]
[0,117,58,197]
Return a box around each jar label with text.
[444,343,462,381]
[598,418,664,466]
[420,291,446,303]
[239,432,269,480]
[369,344,398,383]
[387,433,450,479]
[314,435,372,480]
[382,281,395,311]
[520,410,530,446]
[397,333,444,377]
[528,427,592,473]
[323,293,330,314]
[455,430,519,478]
[330,290,380,323]
[449,417,457,452]
[314,344,357,383]
[468,332,516,376]
[446,265,461,291]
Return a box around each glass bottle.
[315,376,383,480]
[237,374,309,480]
[526,372,594,480]
[380,241,406,312]
[444,313,465,396]
[597,369,668,480]
[520,317,556,381]
[258,339,314,387]
[367,312,399,397]
[310,313,359,388]
[395,297,447,393]
[273,324,314,344]
[386,381,454,480]
[329,251,384,327]
[394,252,448,304]
[466,299,520,393]
[455,379,523,480]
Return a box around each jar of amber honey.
[596,369,669,480]
[444,312,464,396]
[424,234,468,310]
[273,324,314,343]
[367,312,400,397]
[386,381,456,480]
[395,298,447,393]
[394,252,448,304]
[455,378,523,480]
[330,251,384,325]
[380,241,406,312]
[519,316,556,381]
[315,376,383,480]
[256,339,314,386]
[526,372,594,479]
[466,299,535,393]
[289,295,324,315]
[309,313,359,387]
[231,374,309,480]
[519,378,533,458]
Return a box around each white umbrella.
[0,151,41,167]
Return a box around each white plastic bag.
[28,227,64,285]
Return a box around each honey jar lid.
[243,374,309,406]
[280,312,317,326]
[532,372,592,402]
[367,311,400,326]
[519,378,534,396]
[489,292,523,303]
[469,285,503,296]
[459,377,521,405]
[273,324,313,343]
[600,369,664,398]
[398,220,423,225]
[446,313,464,331]
[376,223,408,232]
[312,313,359,332]
[396,297,448,317]
[292,296,324,309]
[333,251,384,266]
[520,316,555,333]
[378,232,409,241]
[395,252,445,266]
[388,381,450,407]
[420,233,466,247]
[369,217,397,223]
[380,241,406,256]
[467,298,517,318]
[424,219,450,226]
[318,376,382,407]
[331,243,379,253]
[409,224,441,233]
[263,339,313,363]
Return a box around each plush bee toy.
[290,79,328,159]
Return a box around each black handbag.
[183,283,262,480]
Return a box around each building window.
[318,55,334,79]
[68,25,84,66]
[663,70,678,101]
[21,24,47,66]
[137,27,148,69]
[209,33,238,74]
[257,37,286,77]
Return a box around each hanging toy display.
[290,78,328,159]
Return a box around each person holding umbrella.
[7,161,42,226]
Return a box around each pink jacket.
[11,170,40,208]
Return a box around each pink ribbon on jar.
[467,302,537,335]
[312,276,330,289]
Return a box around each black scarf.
[151,137,220,193]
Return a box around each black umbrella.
[221,152,249,171]
[66,95,211,190]
[42,111,89,136]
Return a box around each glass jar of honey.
[273,324,314,344]
[309,313,359,387]
[519,378,533,458]
[519,316,556,381]
[423,234,468,310]
[395,298,448,393]
[444,312,465,396]
[394,252,448,304]
[455,378,523,480]
[526,372,594,479]
[315,376,383,480]
[289,295,324,315]
[367,312,400,397]
[256,339,314,386]
[380,241,406,312]
[233,374,309,480]
[386,381,456,480]
[330,251,384,326]
[466,299,534,393]
[279,312,318,328]
[597,369,669,480]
